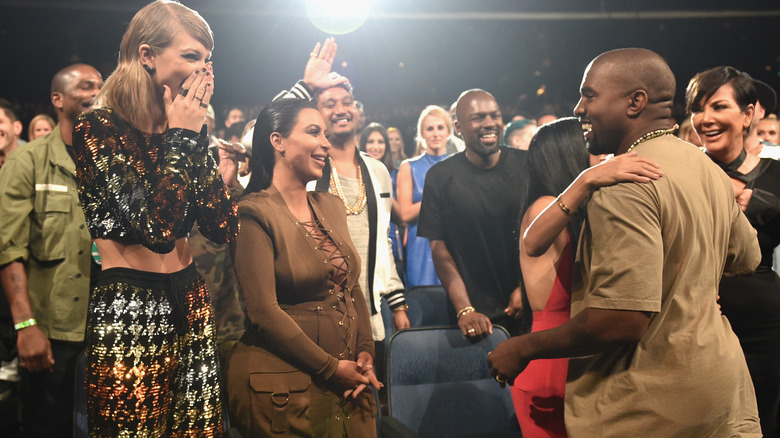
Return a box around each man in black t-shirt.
[418,89,528,337]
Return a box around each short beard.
[585,137,616,156]
[328,129,355,145]
[470,142,500,158]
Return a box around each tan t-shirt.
[566,136,762,437]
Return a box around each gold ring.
[468,328,475,334]
[495,375,505,384]
[310,52,317,57]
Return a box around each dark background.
[1,0,779,137]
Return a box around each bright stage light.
[305,0,371,35]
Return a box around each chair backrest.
[381,295,395,340]
[386,326,519,437]
[405,285,458,328]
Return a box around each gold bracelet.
[393,304,409,312]
[14,318,37,331]
[457,306,475,319]
[556,195,576,216]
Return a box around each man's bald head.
[455,89,497,123]
[454,89,504,161]
[50,64,102,125]
[589,48,676,116]
[575,48,677,155]
[51,64,98,94]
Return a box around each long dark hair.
[524,117,590,246]
[515,117,590,332]
[359,122,396,172]
[243,98,318,195]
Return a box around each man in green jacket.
[0,64,102,437]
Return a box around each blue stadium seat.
[385,326,521,437]
[405,285,458,328]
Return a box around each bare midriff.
[95,237,193,273]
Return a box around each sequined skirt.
[85,264,224,437]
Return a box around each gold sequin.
[72,107,238,254]
[85,267,224,436]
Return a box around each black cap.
[754,79,777,114]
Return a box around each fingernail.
[206,72,210,76]
[195,70,199,74]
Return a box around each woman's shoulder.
[309,190,343,212]
[238,190,276,217]
[404,153,426,165]
[75,107,127,135]
[77,106,115,124]
[761,156,780,170]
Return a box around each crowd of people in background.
[1,1,780,437]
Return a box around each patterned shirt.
[72,108,238,253]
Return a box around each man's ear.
[51,92,63,111]
[12,120,22,137]
[626,89,648,118]
[454,120,462,138]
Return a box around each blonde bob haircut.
[415,105,452,148]
[97,0,214,131]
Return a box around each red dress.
[511,232,572,438]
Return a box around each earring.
[280,150,286,157]
[143,64,156,75]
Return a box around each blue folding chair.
[385,326,521,437]
[404,285,458,328]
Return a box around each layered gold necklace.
[625,125,679,154]
[329,157,367,215]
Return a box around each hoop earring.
[143,64,156,75]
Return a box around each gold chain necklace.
[329,157,367,215]
[625,124,679,154]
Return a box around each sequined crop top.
[72,107,239,254]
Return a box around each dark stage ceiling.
[1,0,779,124]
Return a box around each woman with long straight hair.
[72,1,238,435]
[228,98,380,437]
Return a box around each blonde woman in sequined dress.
[71,1,238,436]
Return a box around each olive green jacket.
[0,126,92,342]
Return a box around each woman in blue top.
[359,123,406,283]
[397,105,451,287]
